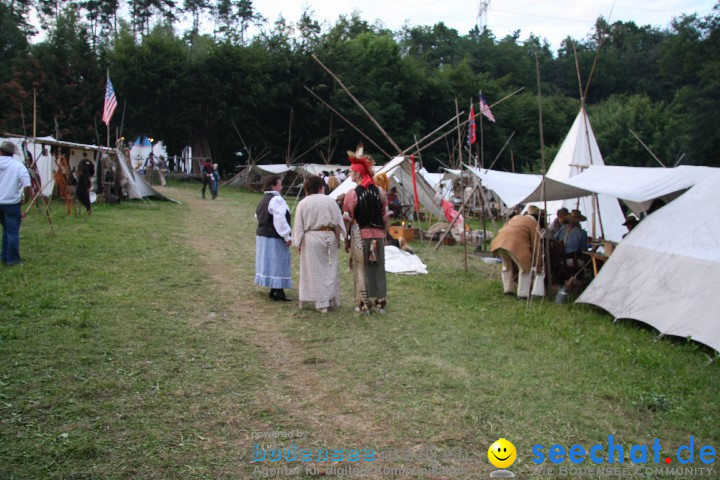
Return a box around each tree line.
[1,0,718,174]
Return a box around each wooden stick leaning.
[433,183,479,251]
[312,54,402,155]
[304,86,392,159]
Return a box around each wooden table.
[584,251,609,277]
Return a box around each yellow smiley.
[488,438,517,469]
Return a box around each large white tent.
[577,169,720,352]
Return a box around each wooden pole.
[535,50,551,290]
[401,111,464,155]
[414,87,524,158]
[484,131,516,173]
[304,86,392,159]
[312,54,402,154]
[434,183,479,251]
[455,99,463,167]
[32,89,37,140]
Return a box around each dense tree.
[0,3,717,174]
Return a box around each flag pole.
[479,92,484,169]
[106,70,110,148]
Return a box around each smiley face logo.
[488,438,516,469]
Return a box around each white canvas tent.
[549,165,714,215]
[466,109,626,241]
[1,137,55,196]
[224,163,296,188]
[329,156,444,219]
[577,169,720,352]
[528,108,626,242]
[13,136,177,202]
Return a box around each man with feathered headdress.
[342,143,389,314]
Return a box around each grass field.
[1,181,718,479]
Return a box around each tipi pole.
[304,86,392,159]
[535,50,551,294]
[312,54,402,154]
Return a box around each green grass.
[1,182,718,479]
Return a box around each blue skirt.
[254,236,293,289]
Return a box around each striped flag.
[102,75,118,126]
[479,92,495,123]
[468,103,476,145]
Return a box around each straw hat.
[527,205,545,216]
[566,209,587,223]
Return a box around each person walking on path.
[0,141,32,266]
[254,175,293,301]
[292,175,345,313]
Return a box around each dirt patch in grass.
[168,187,437,477]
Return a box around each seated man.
[553,209,589,257]
[386,186,402,217]
[547,207,568,238]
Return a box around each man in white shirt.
[0,141,32,266]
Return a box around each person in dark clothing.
[342,144,389,314]
[201,159,213,199]
[76,155,95,215]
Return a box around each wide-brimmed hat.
[623,216,639,226]
[527,205,545,216]
[566,209,587,222]
[0,141,17,156]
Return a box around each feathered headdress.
[348,142,374,188]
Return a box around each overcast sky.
[250,0,717,50]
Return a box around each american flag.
[479,93,495,123]
[102,75,118,126]
[468,103,476,145]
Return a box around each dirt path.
[166,186,401,477]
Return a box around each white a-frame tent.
[529,108,626,242]
[578,170,720,352]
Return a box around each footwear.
[273,289,292,302]
[316,307,328,314]
[269,289,277,299]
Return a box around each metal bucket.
[554,287,569,304]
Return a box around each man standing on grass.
[342,144,389,314]
[293,175,345,314]
[0,141,32,266]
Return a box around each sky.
[249,0,717,50]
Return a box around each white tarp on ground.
[384,246,428,274]
[329,156,444,219]
[577,170,720,352]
